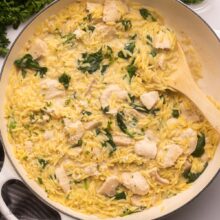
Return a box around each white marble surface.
[0,1,220,220]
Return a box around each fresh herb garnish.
[172,109,180,118]
[114,192,126,200]
[183,163,208,183]
[58,73,71,89]
[118,19,132,31]
[150,48,157,57]
[191,133,206,157]
[14,54,47,78]
[83,13,92,21]
[139,8,156,21]
[38,158,49,169]
[0,0,54,57]
[78,46,113,74]
[72,139,83,148]
[82,25,95,33]
[116,112,133,137]
[146,34,153,44]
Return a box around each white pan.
[0,0,220,219]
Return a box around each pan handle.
[0,155,21,220]
[0,154,77,220]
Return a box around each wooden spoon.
[168,43,220,134]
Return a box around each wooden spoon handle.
[180,80,220,134]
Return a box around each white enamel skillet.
[0,0,220,219]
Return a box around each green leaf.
[58,73,71,89]
[172,109,180,118]
[38,158,49,169]
[150,48,157,57]
[114,192,126,200]
[191,133,206,157]
[181,0,204,4]
[82,110,92,116]
[14,54,47,78]
[118,19,132,31]
[127,63,137,82]
[101,106,110,114]
[121,206,146,217]
[183,163,208,183]
[139,8,156,21]
[72,139,83,148]
[37,177,43,185]
[116,112,133,137]
[102,128,117,155]
[8,118,17,132]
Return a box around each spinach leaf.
[14,54,47,78]
[146,34,153,44]
[118,19,132,31]
[72,139,83,148]
[62,32,76,45]
[150,48,157,57]
[127,63,137,82]
[183,163,208,183]
[37,177,43,185]
[102,128,117,154]
[132,104,160,115]
[78,49,103,74]
[8,118,17,133]
[38,158,49,169]
[82,25,95,33]
[114,192,126,200]
[116,112,133,137]
[172,109,180,118]
[139,8,156,21]
[121,206,145,217]
[101,106,110,114]
[78,46,113,74]
[58,73,71,89]
[118,41,136,60]
[191,133,206,157]
[82,110,92,116]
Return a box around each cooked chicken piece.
[103,0,128,23]
[149,168,169,185]
[113,135,134,146]
[29,38,48,59]
[100,84,128,114]
[179,128,197,155]
[93,24,117,41]
[44,130,54,140]
[63,119,85,145]
[98,176,120,197]
[55,165,70,193]
[158,54,166,70]
[140,91,159,110]
[84,121,102,130]
[74,28,86,40]
[40,79,65,100]
[134,134,157,159]
[154,29,175,50]
[84,164,99,176]
[130,195,143,207]
[157,144,183,168]
[121,172,149,196]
